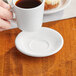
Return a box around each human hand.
[0,0,13,31]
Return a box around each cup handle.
[7,0,17,24]
[11,9,17,27]
[7,0,14,8]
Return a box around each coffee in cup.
[15,0,42,8]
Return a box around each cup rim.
[13,0,45,10]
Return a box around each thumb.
[0,0,11,10]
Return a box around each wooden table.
[0,18,76,76]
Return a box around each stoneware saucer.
[15,27,64,57]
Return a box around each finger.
[0,6,13,20]
[0,0,11,10]
[0,18,11,29]
[0,28,5,31]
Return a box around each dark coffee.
[15,0,42,8]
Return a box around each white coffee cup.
[10,0,45,32]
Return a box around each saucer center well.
[29,40,49,51]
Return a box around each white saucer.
[15,27,64,57]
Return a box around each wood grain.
[0,18,76,76]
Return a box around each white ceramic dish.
[44,0,71,14]
[15,27,64,57]
[7,0,71,14]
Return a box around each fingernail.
[6,4,11,10]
